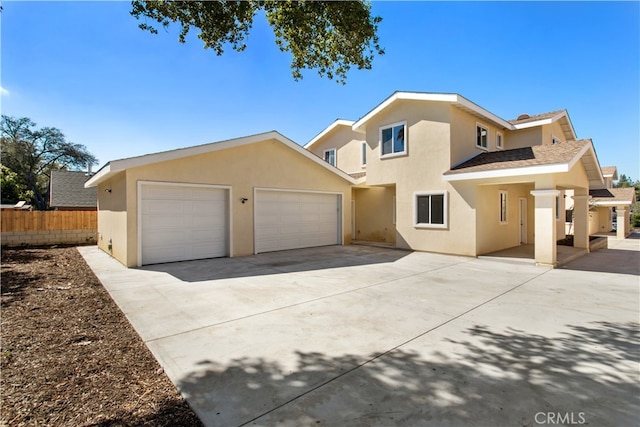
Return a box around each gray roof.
[49,170,97,208]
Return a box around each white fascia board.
[512,111,570,132]
[86,131,356,187]
[569,142,604,185]
[443,163,570,182]
[352,92,459,131]
[84,163,112,188]
[454,96,514,129]
[592,200,632,206]
[352,92,513,132]
[304,119,356,149]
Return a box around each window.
[496,132,503,149]
[415,192,447,228]
[499,191,508,224]
[552,136,561,145]
[323,148,336,166]
[380,122,406,157]
[361,142,367,166]
[476,124,488,149]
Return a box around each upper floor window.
[476,124,488,149]
[380,121,406,157]
[323,148,336,166]
[552,136,561,145]
[362,142,367,166]
[496,132,503,150]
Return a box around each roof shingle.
[446,140,590,175]
[50,170,97,208]
[508,110,565,125]
[589,187,636,205]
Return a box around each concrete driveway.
[78,237,640,427]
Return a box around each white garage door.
[140,183,229,265]
[255,190,340,253]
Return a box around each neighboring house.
[50,170,98,210]
[87,91,627,268]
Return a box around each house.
[87,91,625,268]
[582,166,635,238]
[50,170,98,210]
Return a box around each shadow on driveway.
[139,245,411,283]
[175,321,639,426]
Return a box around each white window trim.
[476,122,489,151]
[496,131,504,150]
[361,141,367,168]
[323,148,337,166]
[379,120,408,158]
[499,190,508,224]
[552,135,562,145]
[413,191,448,229]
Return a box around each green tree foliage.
[0,116,97,210]
[0,164,31,204]
[130,0,384,84]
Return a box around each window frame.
[414,191,448,229]
[496,131,504,150]
[379,121,407,158]
[499,190,508,224]
[476,123,489,150]
[361,142,367,167]
[323,148,337,166]
[552,135,561,145]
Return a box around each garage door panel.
[255,190,340,253]
[141,184,229,265]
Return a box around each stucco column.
[572,194,590,249]
[530,189,560,267]
[616,207,627,239]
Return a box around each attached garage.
[255,189,341,253]
[85,131,354,268]
[139,182,230,265]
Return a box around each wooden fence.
[1,210,97,232]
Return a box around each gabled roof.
[443,139,603,186]
[304,119,358,149]
[85,131,356,188]
[601,166,618,179]
[589,187,635,206]
[351,91,577,141]
[50,170,97,208]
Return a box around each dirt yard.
[1,246,203,426]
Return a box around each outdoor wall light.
[240,197,248,204]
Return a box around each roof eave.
[304,119,356,149]
[443,163,570,182]
[85,131,357,188]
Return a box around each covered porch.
[444,139,604,267]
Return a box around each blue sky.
[2,1,639,178]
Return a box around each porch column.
[572,194,590,249]
[530,189,560,267]
[616,207,628,239]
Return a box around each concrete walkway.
[78,236,640,427]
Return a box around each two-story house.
[306,92,608,267]
[87,91,628,268]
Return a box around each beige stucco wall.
[360,100,477,256]
[307,125,366,174]
[449,106,509,166]
[352,186,396,243]
[97,172,127,264]
[507,127,543,150]
[97,139,352,267]
[475,183,534,255]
